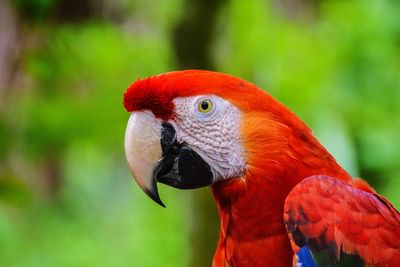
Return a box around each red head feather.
[124,70,255,119]
[124,70,305,128]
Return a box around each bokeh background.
[0,0,400,266]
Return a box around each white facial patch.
[172,95,245,181]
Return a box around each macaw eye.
[198,99,213,113]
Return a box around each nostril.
[171,143,180,155]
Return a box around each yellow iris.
[198,99,213,113]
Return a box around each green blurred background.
[0,0,399,266]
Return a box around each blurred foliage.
[0,118,12,161]
[0,169,30,206]
[0,0,399,266]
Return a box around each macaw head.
[123,70,312,206]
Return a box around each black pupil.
[201,101,209,110]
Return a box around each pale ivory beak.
[124,111,165,206]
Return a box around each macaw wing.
[283,175,400,267]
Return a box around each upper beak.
[124,111,214,207]
[124,111,165,206]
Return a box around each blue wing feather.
[297,246,317,267]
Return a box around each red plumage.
[284,175,400,266]
[123,70,400,267]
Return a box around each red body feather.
[124,70,400,267]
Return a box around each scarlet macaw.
[123,70,400,266]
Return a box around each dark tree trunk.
[173,0,227,70]
[53,0,93,22]
[172,0,228,265]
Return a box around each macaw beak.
[124,111,214,207]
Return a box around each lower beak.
[124,111,214,207]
